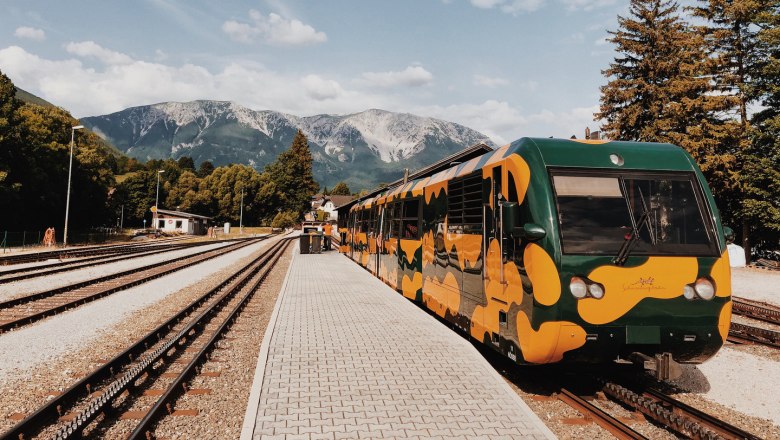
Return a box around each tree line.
[0,70,329,233]
[599,0,780,259]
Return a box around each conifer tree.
[265,129,319,214]
[743,4,780,250]
[691,0,777,258]
[598,0,707,143]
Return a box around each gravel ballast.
[0,241,233,301]
[0,240,268,384]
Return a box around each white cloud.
[473,74,510,88]
[418,100,599,144]
[594,36,610,46]
[560,0,618,11]
[469,0,546,14]
[359,66,433,88]
[301,74,343,100]
[0,45,390,119]
[14,26,45,41]
[222,10,326,46]
[65,41,133,65]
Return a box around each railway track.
[0,236,189,266]
[728,322,780,349]
[0,240,232,283]
[556,381,761,440]
[0,236,293,440]
[602,382,761,440]
[731,297,780,326]
[0,237,268,333]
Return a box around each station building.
[155,208,210,235]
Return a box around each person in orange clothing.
[323,222,332,250]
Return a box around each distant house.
[156,208,211,235]
[308,194,354,222]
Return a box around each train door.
[482,165,511,342]
[375,204,385,275]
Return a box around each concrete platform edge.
[239,245,298,440]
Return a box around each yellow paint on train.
[718,300,732,342]
[516,315,587,364]
[710,249,731,298]
[401,272,423,300]
[580,257,698,325]
[423,272,461,318]
[523,243,561,306]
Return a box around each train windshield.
[551,171,719,256]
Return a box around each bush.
[271,210,299,229]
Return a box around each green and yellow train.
[344,137,731,377]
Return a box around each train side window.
[387,202,400,239]
[401,199,420,239]
[448,171,483,234]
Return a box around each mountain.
[82,101,495,190]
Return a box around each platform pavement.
[241,247,557,440]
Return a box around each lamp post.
[154,170,165,230]
[63,125,84,247]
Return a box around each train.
[340,137,732,379]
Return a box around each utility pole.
[63,125,84,246]
[239,187,244,235]
[154,170,164,230]
[120,205,124,230]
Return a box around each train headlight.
[588,283,605,299]
[683,285,696,300]
[570,277,588,299]
[694,278,715,300]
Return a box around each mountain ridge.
[82,101,496,190]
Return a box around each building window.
[158,219,165,228]
[175,220,183,229]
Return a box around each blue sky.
[0,0,625,144]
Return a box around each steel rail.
[127,238,293,439]
[0,242,194,283]
[557,388,647,440]
[51,238,292,440]
[0,236,189,266]
[731,298,780,326]
[0,238,249,311]
[0,236,285,440]
[728,322,780,349]
[0,238,264,333]
[642,388,761,440]
[603,382,756,440]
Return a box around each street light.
[154,170,165,230]
[63,125,84,247]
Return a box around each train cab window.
[552,172,718,256]
[448,171,483,234]
[401,199,421,239]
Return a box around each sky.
[0,0,627,145]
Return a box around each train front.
[520,138,732,378]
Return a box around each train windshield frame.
[549,168,719,256]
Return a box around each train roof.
[518,137,696,171]
[345,137,700,211]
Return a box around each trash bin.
[299,234,311,254]
[311,234,322,254]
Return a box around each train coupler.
[629,352,682,381]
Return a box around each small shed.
[156,209,211,235]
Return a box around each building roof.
[156,208,212,220]
[327,195,354,208]
[335,142,493,212]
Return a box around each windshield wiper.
[613,187,655,266]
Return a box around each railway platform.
[241,248,556,439]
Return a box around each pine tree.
[744,4,780,251]
[265,129,319,214]
[598,0,705,142]
[692,0,777,259]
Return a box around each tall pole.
[63,125,84,246]
[120,204,124,230]
[239,187,244,234]
[154,170,164,230]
